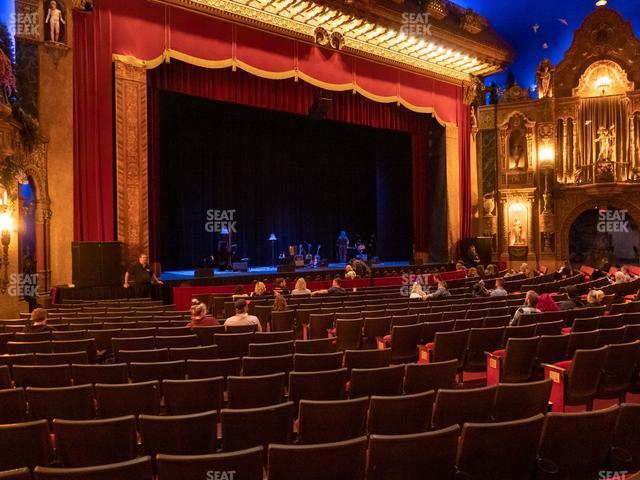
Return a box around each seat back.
[536,334,570,365]
[537,405,619,480]
[168,345,219,361]
[432,385,497,429]
[611,403,640,473]
[163,377,224,415]
[344,349,391,371]
[457,414,545,480]
[186,358,241,382]
[335,319,363,350]
[227,373,286,408]
[271,310,296,332]
[241,355,293,377]
[221,402,294,453]
[502,336,540,383]
[32,456,153,480]
[13,364,71,388]
[349,365,405,397]
[214,333,254,358]
[565,346,608,405]
[71,363,128,385]
[464,327,505,372]
[248,341,294,357]
[0,388,27,424]
[404,360,458,394]
[27,385,95,421]
[597,341,640,400]
[95,381,161,417]
[288,368,347,404]
[139,411,217,457]
[156,447,263,480]
[294,338,336,354]
[389,323,423,363]
[293,352,343,372]
[0,420,52,471]
[492,379,552,422]
[420,320,455,344]
[298,397,369,443]
[51,339,97,363]
[432,329,470,368]
[368,391,434,435]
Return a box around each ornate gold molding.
[114,60,149,264]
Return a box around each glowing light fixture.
[595,0,607,6]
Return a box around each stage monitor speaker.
[195,268,213,278]
[309,95,332,120]
[232,262,248,272]
[462,237,492,265]
[72,242,123,287]
[277,264,296,273]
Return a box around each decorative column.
[630,113,636,176]
[445,123,460,261]
[571,119,578,182]
[562,119,568,183]
[114,60,149,265]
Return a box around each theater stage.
[160,260,412,282]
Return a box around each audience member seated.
[467,267,479,278]
[23,307,51,332]
[520,263,531,277]
[586,289,605,307]
[224,298,262,331]
[537,293,559,312]
[273,278,290,295]
[425,280,450,300]
[188,300,219,327]
[491,278,508,297]
[472,281,489,297]
[510,290,540,326]
[349,258,371,278]
[456,262,465,271]
[503,268,517,277]
[557,260,574,278]
[485,264,497,276]
[231,285,248,299]
[312,277,347,296]
[476,265,485,277]
[345,265,357,280]
[409,282,427,300]
[272,294,287,312]
[593,257,611,279]
[251,281,267,297]
[613,271,630,284]
[558,285,585,310]
[291,277,311,295]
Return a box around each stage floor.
[160,261,411,282]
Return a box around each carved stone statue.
[536,59,553,99]
[482,191,495,216]
[45,0,66,43]
[470,105,478,129]
[508,129,526,170]
[595,125,616,163]
[511,217,524,245]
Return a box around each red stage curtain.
[458,102,472,242]
[73,8,115,241]
[147,62,434,255]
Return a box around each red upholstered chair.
[0,420,52,471]
[404,359,459,393]
[543,345,608,412]
[432,385,497,429]
[596,340,640,403]
[610,403,640,473]
[420,329,469,374]
[288,368,347,404]
[348,365,405,397]
[368,391,434,435]
[486,336,539,385]
[491,379,552,422]
[297,397,369,443]
[463,327,505,373]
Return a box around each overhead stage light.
[595,0,607,7]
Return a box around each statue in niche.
[595,125,616,163]
[508,129,527,170]
[511,217,525,245]
[45,0,66,44]
[536,59,553,99]
[482,191,495,216]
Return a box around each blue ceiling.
[456,0,640,88]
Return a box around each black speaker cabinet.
[277,264,296,273]
[462,237,492,265]
[195,268,214,278]
[72,242,124,287]
[232,262,248,272]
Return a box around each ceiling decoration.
[154,0,513,82]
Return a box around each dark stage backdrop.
[158,92,413,270]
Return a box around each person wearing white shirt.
[224,298,262,331]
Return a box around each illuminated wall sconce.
[0,209,12,294]
[538,144,555,214]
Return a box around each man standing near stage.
[123,253,163,298]
[337,230,349,263]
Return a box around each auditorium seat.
[51,339,97,363]
[87,329,121,355]
[454,318,485,330]
[432,385,497,429]
[0,420,52,471]
[533,320,564,336]
[168,345,218,361]
[344,348,390,371]
[157,447,264,480]
[225,324,259,334]
[270,311,296,333]
[288,368,347,404]
[610,403,640,473]
[382,323,422,364]
[404,360,458,393]
[492,379,552,422]
[298,397,368,443]
[51,331,87,341]
[294,338,336,354]
[120,328,156,338]
[268,436,367,480]
[33,456,153,480]
[0,388,27,424]
[535,334,570,372]
[221,402,294,454]
[117,348,169,363]
[155,335,200,349]
[227,373,286,408]
[362,316,392,348]
[419,320,455,345]
[368,391,434,435]
[566,330,599,358]
[624,324,640,342]
[53,416,138,467]
[252,331,295,344]
[483,314,511,328]
[456,414,545,480]
[12,364,71,388]
[35,352,88,365]
[14,332,51,343]
[112,336,156,353]
[596,326,627,347]
[95,381,161,417]
[71,363,128,385]
[8,341,52,355]
[0,468,30,479]
[27,385,95,421]
[0,366,10,389]
[214,332,254,358]
[186,358,241,382]
[242,355,293,377]
[163,377,224,414]
[139,410,217,459]
[248,340,294,357]
[367,425,459,480]
[293,352,343,372]
[307,313,334,339]
[537,406,619,480]
[191,326,224,346]
[464,327,505,372]
[487,336,539,384]
[335,319,363,350]
[596,341,640,402]
[156,326,192,337]
[544,345,607,411]
[129,360,186,385]
[349,365,404,397]
[426,329,470,372]
[599,313,625,330]
[503,324,536,342]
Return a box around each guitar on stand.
[294,243,305,267]
[313,245,321,268]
